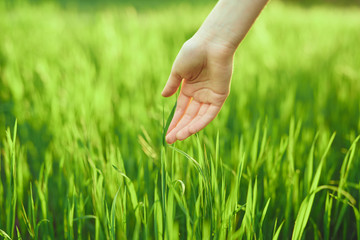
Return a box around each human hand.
[162,35,235,144]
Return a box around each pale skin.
[162,0,269,144]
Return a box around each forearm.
[194,0,268,53]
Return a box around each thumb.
[161,71,182,97]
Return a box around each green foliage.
[0,1,360,239]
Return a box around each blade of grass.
[272,220,284,240]
[162,101,177,146]
[0,229,12,240]
[292,133,336,240]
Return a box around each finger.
[162,72,182,97]
[172,100,201,133]
[166,92,191,135]
[187,104,221,135]
[175,103,210,141]
[166,99,201,144]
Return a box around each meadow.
[0,1,360,239]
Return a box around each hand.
[162,35,235,144]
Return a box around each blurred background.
[2,0,360,8]
[0,0,359,239]
[3,0,360,5]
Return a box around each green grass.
[0,1,360,239]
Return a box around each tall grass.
[0,1,360,239]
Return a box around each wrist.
[192,28,237,58]
[193,0,243,54]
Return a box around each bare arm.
[196,0,269,50]
[162,0,268,144]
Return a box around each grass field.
[0,1,360,239]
